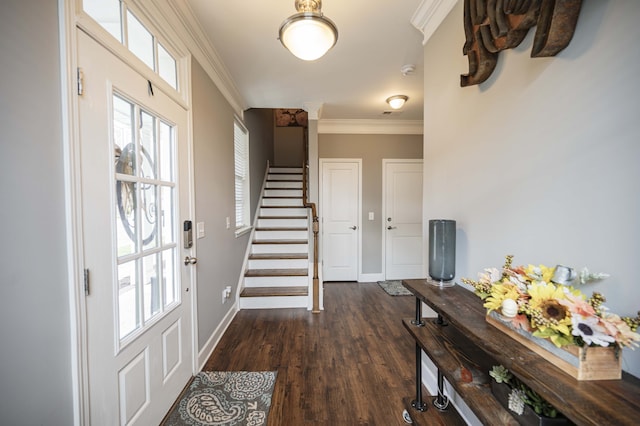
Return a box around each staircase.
[239,167,312,309]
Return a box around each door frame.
[59,2,198,423]
[319,158,363,281]
[381,159,424,279]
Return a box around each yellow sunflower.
[484,282,522,313]
[526,282,574,347]
[524,264,555,283]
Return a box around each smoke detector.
[401,64,416,76]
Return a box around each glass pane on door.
[112,94,179,341]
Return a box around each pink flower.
[558,290,596,317]
[599,312,640,348]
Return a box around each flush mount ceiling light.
[279,0,338,61]
[386,95,409,110]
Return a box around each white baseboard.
[358,273,384,282]
[197,303,239,370]
[419,352,482,426]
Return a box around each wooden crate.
[486,313,622,380]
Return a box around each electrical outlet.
[222,286,232,304]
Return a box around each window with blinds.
[234,119,250,231]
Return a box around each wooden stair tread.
[249,253,308,259]
[245,268,308,277]
[240,286,308,297]
[252,239,308,244]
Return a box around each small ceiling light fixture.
[279,0,338,61]
[386,95,409,110]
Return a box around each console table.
[401,279,640,425]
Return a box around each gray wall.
[274,126,305,167]
[319,134,423,273]
[0,2,74,424]
[244,108,274,213]
[424,0,640,377]
[191,59,253,351]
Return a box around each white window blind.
[234,119,250,230]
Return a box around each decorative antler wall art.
[461,0,583,87]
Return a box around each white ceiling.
[183,0,426,121]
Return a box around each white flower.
[578,268,609,285]
[508,389,525,415]
[480,267,501,284]
[508,275,528,292]
[571,314,616,346]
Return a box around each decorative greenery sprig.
[489,365,559,418]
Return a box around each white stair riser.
[239,295,308,309]
[244,275,308,287]
[257,218,307,228]
[251,244,308,254]
[255,230,308,240]
[248,258,308,269]
[269,167,303,173]
[268,174,302,181]
[264,189,303,197]
[259,208,308,217]
[266,181,302,189]
[262,198,303,207]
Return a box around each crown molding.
[303,102,324,120]
[154,0,247,117]
[318,119,424,135]
[411,0,458,45]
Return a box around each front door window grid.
[113,94,178,340]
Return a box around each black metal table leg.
[411,297,425,327]
[411,342,428,412]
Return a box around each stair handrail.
[302,161,320,313]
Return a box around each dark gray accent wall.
[0,1,74,424]
[244,108,274,214]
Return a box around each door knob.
[350,226,357,230]
[184,256,198,265]
[387,226,397,230]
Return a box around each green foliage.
[489,365,559,418]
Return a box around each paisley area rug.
[162,371,276,426]
[377,280,412,296]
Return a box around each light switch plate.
[196,222,205,239]
[368,212,374,220]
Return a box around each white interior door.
[78,30,193,425]
[320,160,361,281]
[384,160,424,280]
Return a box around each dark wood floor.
[202,282,418,425]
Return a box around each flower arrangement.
[489,365,560,419]
[461,255,640,349]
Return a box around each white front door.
[78,30,194,425]
[383,160,424,279]
[320,160,361,281]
